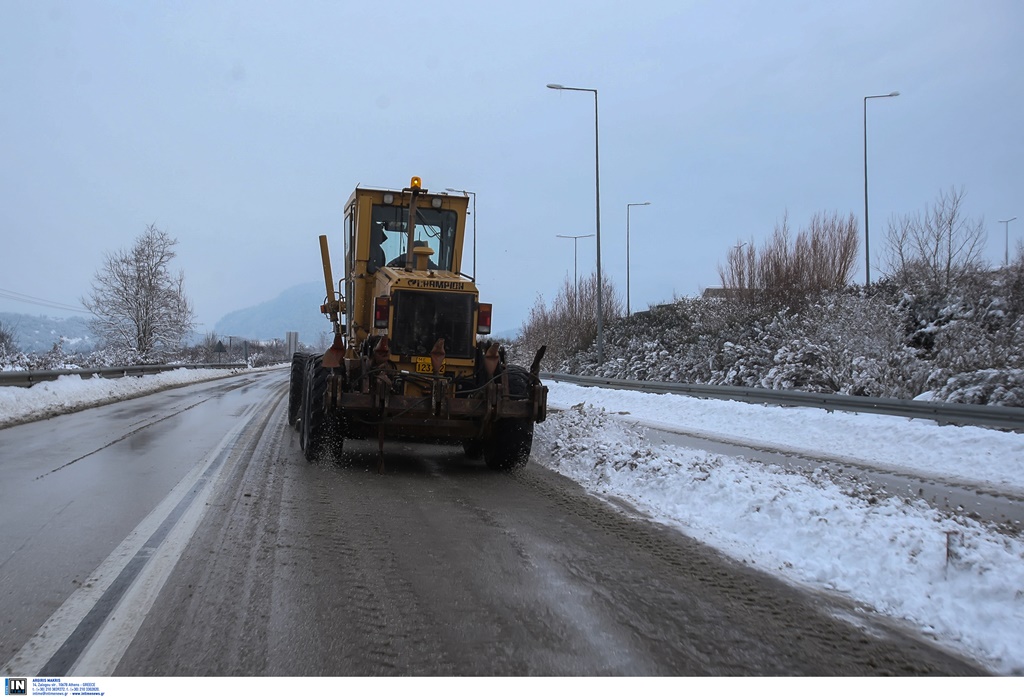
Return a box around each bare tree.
[884,187,987,295]
[719,210,859,306]
[797,212,860,293]
[719,238,758,301]
[518,271,622,365]
[82,224,196,361]
[0,319,18,356]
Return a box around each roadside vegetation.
[515,189,1024,407]
[517,272,623,367]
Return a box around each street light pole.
[548,82,604,363]
[445,187,477,279]
[556,234,594,310]
[863,91,900,286]
[626,201,651,316]
[998,217,1018,266]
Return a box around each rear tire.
[483,365,533,471]
[462,439,484,460]
[483,419,533,470]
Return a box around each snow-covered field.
[2,370,1022,674]
[536,381,1024,676]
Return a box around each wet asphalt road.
[0,371,274,672]
[1,370,986,676]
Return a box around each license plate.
[414,357,444,373]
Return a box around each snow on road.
[536,381,1024,676]
[2,369,1022,674]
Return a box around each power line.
[0,287,91,314]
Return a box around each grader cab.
[288,177,547,471]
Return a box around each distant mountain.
[0,312,96,353]
[214,282,334,345]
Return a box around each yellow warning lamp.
[410,176,422,189]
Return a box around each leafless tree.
[797,212,860,293]
[719,238,758,301]
[884,187,987,295]
[719,210,859,306]
[518,271,622,365]
[82,224,196,361]
[0,320,18,356]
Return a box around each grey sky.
[1,0,1021,336]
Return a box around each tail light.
[374,296,390,329]
[477,303,492,335]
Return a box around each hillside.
[0,283,331,359]
[0,312,96,353]
[213,282,333,346]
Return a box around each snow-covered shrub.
[247,351,279,368]
[583,292,925,397]
[930,369,1024,407]
[83,345,146,367]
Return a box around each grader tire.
[483,419,534,471]
[483,365,533,471]
[300,356,334,462]
[462,439,484,460]
[288,352,308,429]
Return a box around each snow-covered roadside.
[535,382,1024,675]
[0,367,259,429]
[544,382,1024,497]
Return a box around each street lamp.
[863,90,900,286]
[626,201,651,316]
[998,217,1017,266]
[556,234,595,311]
[548,82,604,363]
[445,187,477,279]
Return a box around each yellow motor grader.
[288,177,547,471]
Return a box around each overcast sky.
[1,0,1021,337]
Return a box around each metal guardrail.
[542,372,1024,431]
[0,364,248,388]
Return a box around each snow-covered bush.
[551,276,1022,406]
[930,369,1024,407]
[0,339,81,371]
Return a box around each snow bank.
[537,384,1024,675]
[546,382,1024,496]
[0,368,242,428]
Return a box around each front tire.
[288,352,308,429]
[300,356,335,462]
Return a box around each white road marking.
[2,408,259,676]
